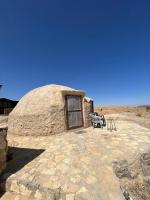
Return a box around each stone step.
[1,192,15,200]
[0,188,58,200]
[0,191,29,200]
[1,176,64,200]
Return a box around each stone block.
[0,128,8,174]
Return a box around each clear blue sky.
[0,0,150,106]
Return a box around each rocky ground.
[0,113,150,200]
[96,106,150,129]
[105,113,150,130]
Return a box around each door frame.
[65,95,84,130]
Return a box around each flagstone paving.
[1,115,150,200]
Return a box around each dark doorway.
[0,108,4,114]
[90,100,94,113]
[66,95,83,129]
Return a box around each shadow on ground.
[0,146,45,197]
[75,130,86,134]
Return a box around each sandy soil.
[96,106,150,129]
[96,106,150,117]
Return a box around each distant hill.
[95,105,150,117]
[137,105,150,108]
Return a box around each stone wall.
[0,128,7,174]
[83,98,93,128]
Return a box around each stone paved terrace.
[1,115,150,200]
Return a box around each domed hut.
[8,84,94,136]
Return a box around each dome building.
[8,84,93,136]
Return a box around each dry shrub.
[127,179,150,200]
[136,113,142,117]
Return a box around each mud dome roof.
[10,84,85,116]
[8,84,92,136]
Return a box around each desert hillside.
[95,105,150,117]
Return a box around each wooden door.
[66,95,83,129]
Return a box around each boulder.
[141,152,150,176]
[112,160,131,179]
